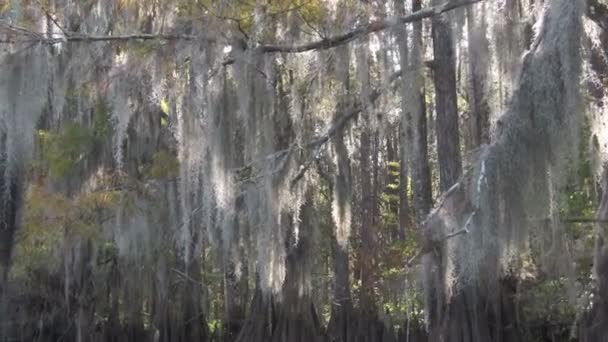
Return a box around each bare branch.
[0,0,480,54]
[406,227,470,267]
[305,70,403,149]
[35,0,70,37]
[257,0,481,53]
[288,69,403,186]
[561,218,608,223]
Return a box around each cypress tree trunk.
[465,4,490,150]
[181,255,208,342]
[426,2,463,338]
[326,235,355,342]
[353,124,395,342]
[235,197,323,342]
[223,250,246,341]
[326,42,355,340]
[396,0,434,226]
[359,126,377,314]
[422,1,584,341]
[222,243,241,340]
[581,166,608,341]
[271,199,324,342]
[431,0,462,193]
[398,124,411,238]
[0,172,21,297]
[234,284,276,342]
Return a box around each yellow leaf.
[160,99,170,115]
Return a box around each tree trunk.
[326,235,355,342]
[236,195,324,342]
[0,172,20,297]
[422,1,584,341]
[234,285,276,342]
[326,41,357,341]
[359,127,376,312]
[0,124,24,305]
[222,207,249,342]
[386,128,404,241]
[575,2,608,339]
[185,258,208,342]
[396,0,434,226]
[431,0,462,192]
[581,166,608,341]
[224,257,245,341]
[465,4,490,150]
[351,121,397,342]
[398,124,411,238]
[426,2,463,336]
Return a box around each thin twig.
[35,0,70,37]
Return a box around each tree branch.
[288,69,403,187]
[258,0,480,54]
[0,0,479,52]
[305,70,403,149]
[406,226,470,267]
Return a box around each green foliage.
[387,161,400,174]
[133,40,164,58]
[560,117,596,243]
[208,319,223,336]
[182,0,329,35]
[382,288,425,323]
[93,100,113,141]
[11,183,123,280]
[39,123,92,177]
[522,278,577,324]
[38,101,112,178]
[145,150,180,179]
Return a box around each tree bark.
[386,128,404,241]
[398,124,411,238]
[581,166,608,341]
[359,126,376,312]
[422,1,583,340]
[235,195,324,342]
[578,3,608,339]
[326,235,354,342]
[224,257,245,341]
[0,172,20,297]
[465,4,490,150]
[431,0,462,192]
[396,0,433,226]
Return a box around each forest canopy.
[1,0,608,341]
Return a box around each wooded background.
[0,0,607,341]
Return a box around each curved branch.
[259,0,480,54]
[0,0,480,51]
